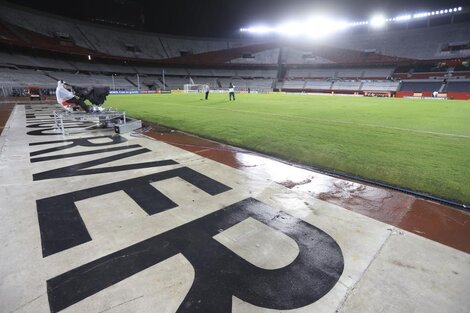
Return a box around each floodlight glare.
[277,22,303,37]
[305,17,349,39]
[239,5,465,36]
[256,26,274,34]
[370,15,386,27]
[243,26,274,34]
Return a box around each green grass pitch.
[107,93,470,205]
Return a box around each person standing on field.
[204,84,210,100]
[229,82,235,101]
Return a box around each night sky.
[7,0,466,37]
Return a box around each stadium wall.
[446,92,470,100]
[396,91,470,100]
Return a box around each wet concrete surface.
[1,103,469,313]
[144,124,470,254]
[1,106,469,254]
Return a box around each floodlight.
[440,10,444,13]
[413,12,427,18]
[458,7,462,11]
[370,15,386,27]
[400,15,411,20]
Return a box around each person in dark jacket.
[204,84,210,100]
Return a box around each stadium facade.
[0,1,470,99]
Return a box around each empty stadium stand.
[442,80,470,92]
[304,80,333,91]
[332,81,363,91]
[361,81,400,92]
[325,21,470,60]
[2,2,469,65]
[0,68,55,88]
[286,67,395,80]
[281,80,306,90]
[0,1,469,98]
[399,81,443,92]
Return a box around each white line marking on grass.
[165,103,470,140]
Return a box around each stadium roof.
[6,0,468,37]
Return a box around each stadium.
[0,0,469,312]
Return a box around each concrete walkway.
[1,103,469,313]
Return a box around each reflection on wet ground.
[144,125,470,253]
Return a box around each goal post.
[184,84,206,93]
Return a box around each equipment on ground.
[72,86,110,106]
[114,119,142,134]
[53,108,141,135]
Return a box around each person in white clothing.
[55,81,89,112]
[228,83,235,101]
